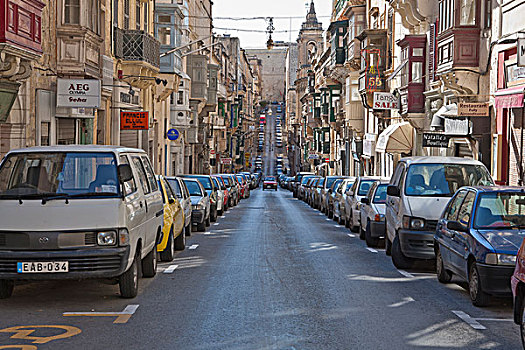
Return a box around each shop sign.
[373,92,399,110]
[445,118,469,136]
[518,38,525,67]
[220,158,232,165]
[308,153,319,160]
[245,153,251,160]
[120,111,149,130]
[458,102,489,117]
[57,79,101,108]
[423,133,450,148]
[363,133,376,156]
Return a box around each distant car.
[345,177,385,232]
[219,174,239,206]
[436,187,524,306]
[156,176,186,261]
[182,178,210,232]
[263,176,278,191]
[211,177,225,216]
[312,178,325,210]
[359,181,389,247]
[326,178,345,218]
[334,178,356,225]
[320,176,342,214]
[165,176,192,236]
[292,172,315,198]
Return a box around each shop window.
[64,0,80,24]
[57,118,76,145]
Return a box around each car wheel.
[345,216,351,228]
[160,227,175,262]
[469,262,490,307]
[365,222,380,248]
[119,251,140,298]
[197,220,206,232]
[359,222,366,240]
[142,243,157,278]
[175,229,186,251]
[328,209,333,219]
[185,223,192,236]
[436,247,452,283]
[392,235,414,269]
[0,280,14,299]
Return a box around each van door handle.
[139,201,143,208]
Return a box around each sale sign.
[120,111,149,130]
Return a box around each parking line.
[347,233,356,238]
[452,310,486,330]
[204,232,213,235]
[213,223,219,226]
[188,244,199,250]
[366,248,378,253]
[63,304,139,324]
[325,218,331,221]
[397,270,414,278]
[220,216,226,219]
[163,265,178,274]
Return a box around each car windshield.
[265,177,276,181]
[221,176,231,186]
[358,180,375,196]
[301,176,314,185]
[325,177,339,189]
[474,192,525,229]
[345,182,355,192]
[332,179,343,191]
[405,163,493,197]
[318,178,325,187]
[0,152,120,199]
[189,176,212,190]
[183,180,203,196]
[166,179,182,198]
[373,184,388,204]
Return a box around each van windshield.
[0,152,120,199]
[405,163,493,197]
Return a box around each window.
[113,0,119,27]
[124,0,130,29]
[474,192,525,228]
[484,0,491,29]
[373,184,388,204]
[119,155,137,196]
[445,190,467,221]
[136,0,141,29]
[411,62,423,83]
[144,1,148,32]
[132,156,150,194]
[177,91,184,104]
[158,27,171,45]
[457,191,476,225]
[88,0,100,33]
[141,156,158,192]
[358,180,375,196]
[64,0,80,24]
[167,179,183,198]
[41,122,50,146]
[460,0,477,25]
[439,0,454,33]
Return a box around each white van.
[385,157,493,269]
[0,146,164,299]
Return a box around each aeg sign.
[57,79,101,108]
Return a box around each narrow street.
[0,115,520,350]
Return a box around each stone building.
[245,48,288,104]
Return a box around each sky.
[212,0,332,49]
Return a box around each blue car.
[434,186,525,306]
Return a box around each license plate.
[17,261,69,273]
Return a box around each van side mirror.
[118,164,133,183]
[447,221,468,233]
[387,185,400,197]
[361,198,370,205]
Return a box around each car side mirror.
[169,197,176,204]
[447,221,468,233]
[328,189,332,194]
[204,192,208,197]
[118,164,133,183]
[387,185,400,197]
[361,198,370,205]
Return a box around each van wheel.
[392,235,414,269]
[160,227,175,262]
[175,229,186,251]
[142,244,157,278]
[119,252,140,298]
[469,262,490,307]
[365,222,380,248]
[385,236,392,256]
[0,280,14,299]
[436,247,452,283]
[185,224,192,237]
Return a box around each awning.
[430,103,457,130]
[386,59,408,82]
[495,86,525,108]
[376,121,414,153]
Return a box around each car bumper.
[477,263,514,296]
[369,221,386,238]
[398,229,435,260]
[263,184,277,189]
[192,209,205,224]
[0,246,131,280]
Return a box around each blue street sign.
[167,128,180,141]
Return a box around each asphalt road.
[0,114,520,349]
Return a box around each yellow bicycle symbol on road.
[0,325,81,344]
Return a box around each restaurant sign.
[458,102,489,117]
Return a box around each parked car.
[213,175,229,211]
[333,178,356,225]
[183,178,210,232]
[292,172,315,197]
[263,176,278,191]
[181,175,219,222]
[211,177,225,216]
[359,180,389,246]
[236,174,250,199]
[513,233,525,341]
[156,176,186,261]
[165,176,192,236]
[327,178,345,218]
[386,157,494,269]
[346,176,385,232]
[308,178,322,207]
[0,146,163,299]
[434,187,523,306]
[299,176,318,201]
[312,178,326,210]
[320,176,342,214]
[220,174,239,206]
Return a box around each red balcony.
[0,0,45,56]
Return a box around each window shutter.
[428,22,437,82]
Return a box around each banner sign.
[373,92,399,110]
[57,79,101,108]
[445,118,469,136]
[458,102,489,117]
[120,111,149,130]
[423,133,450,148]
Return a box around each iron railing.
[114,28,160,68]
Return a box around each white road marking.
[64,304,139,324]
[334,225,343,228]
[397,270,414,278]
[452,310,487,330]
[220,216,226,219]
[188,244,199,250]
[163,264,179,274]
[204,232,213,235]
[325,218,331,221]
[388,296,415,308]
[213,223,219,226]
[366,247,378,253]
[347,233,356,238]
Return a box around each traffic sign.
[167,129,180,141]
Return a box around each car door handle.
[139,201,143,208]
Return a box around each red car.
[263,176,277,191]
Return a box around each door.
[165,180,184,235]
[437,190,467,268]
[140,156,163,253]
[450,191,476,279]
[120,155,146,256]
[131,155,155,257]
[386,163,405,240]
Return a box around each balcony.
[114,28,160,68]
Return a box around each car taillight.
[375,214,381,222]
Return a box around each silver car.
[166,177,192,236]
[334,178,356,225]
[359,181,389,246]
[182,178,210,232]
[345,176,386,233]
